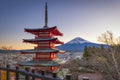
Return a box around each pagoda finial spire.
[44,2,48,27]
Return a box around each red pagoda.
[19,3,64,72]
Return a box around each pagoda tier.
[23,38,63,44]
[21,48,64,54]
[21,48,64,60]
[24,26,63,36]
[18,59,64,72]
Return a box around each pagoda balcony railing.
[35,36,54,38]
[34,46,55,49]
[0,65,73,80]
[33,57,54,60]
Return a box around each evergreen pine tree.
[83,46,90,60]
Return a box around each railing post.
[15,66,19,80]
[6,65,10,80]
[41,70,45,76]
[66,74,71,80]
[53,72,57,78]
[31,69,35,80]
[25,67,30,80]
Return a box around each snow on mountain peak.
[67,37,90,44]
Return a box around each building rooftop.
[24,26,63,36]
[21,48,64,54]
[23,38,63,44]
[18,60,60,67]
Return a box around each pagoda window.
[38,42,50,47]
[50,32,54,37]
[38,32,50,37]
[50,42,55,48]
[51,67,54,70]
[39,41,49,44]
[39,43,49,46]
[51,66,58,71]
[51,53,54,59]
[50,53,56,59]
[37,53,50,59]
[54,54,56,58]
[38,55,50,58]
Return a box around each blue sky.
[0,0,120,49]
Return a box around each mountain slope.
[67,37,90,44]
[57,37,107,52]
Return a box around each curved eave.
[18,60,59,67]
[53,39,64,44]
[23,38,63,44]
[58,50,65,54]
[52,26,63,36]
[21,49,59,54]
[24,26,55,32]
[24,26,63,36]
[24,28,51,35]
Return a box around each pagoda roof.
[23,38,63,44]
[21,48,65,54]
[24,26,63,36]
[18,60,59,67]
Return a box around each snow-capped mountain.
[67,37,90,44]
[57,37,107,52]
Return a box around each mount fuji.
[57,37,107,52]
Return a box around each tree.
[81,31,120,80]
[97,31,120,80]
[83,46,90,60]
